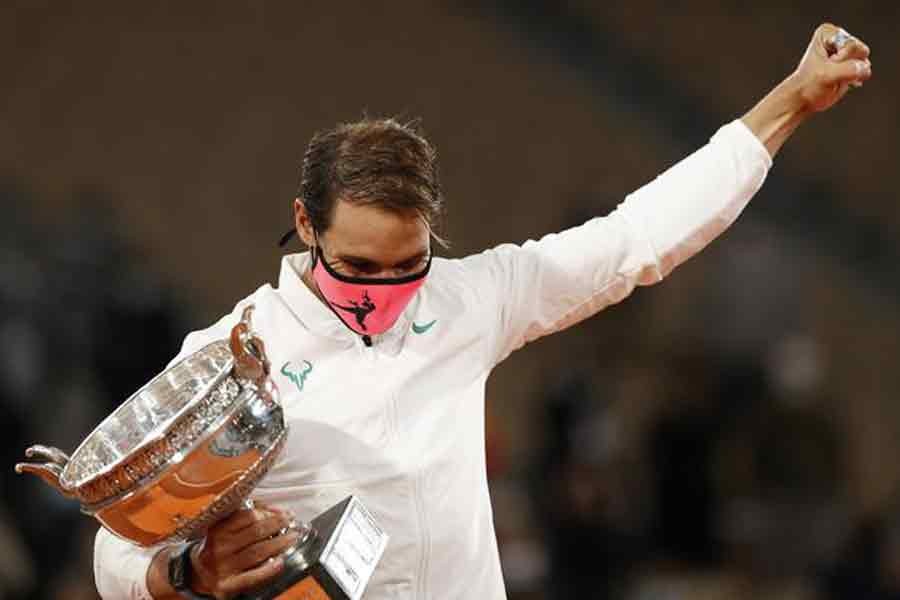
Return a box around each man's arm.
[94,527,159,599]
[461,23,871,367]
[95,507,297,600]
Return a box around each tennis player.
[94,24,871,600]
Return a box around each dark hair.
[297,117,447,247]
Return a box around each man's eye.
[346,261,378,274]
[397,259,424,271]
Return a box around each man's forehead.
[323,200,430,259]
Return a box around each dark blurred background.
[2,2,899,599]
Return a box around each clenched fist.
[741,23,873,157]
[790,23,872,114]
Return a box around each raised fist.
[791,23,872,113]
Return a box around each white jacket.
[94,120,771,599]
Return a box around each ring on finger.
[276,518,299,537]
[830,28,853,51]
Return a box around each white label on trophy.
[321,497,389,600]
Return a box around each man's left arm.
[463,23,871,367]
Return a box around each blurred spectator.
[535,370,651,599]
[823,500,900,600]
[1,181,187,599]
[649,350,726,567]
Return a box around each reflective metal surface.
[67,341,234,489]
[95,387,286,545]
[16,305,289,546]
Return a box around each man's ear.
[294,198,316,247]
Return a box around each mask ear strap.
[310,231,321,268]
[277,228,297,248]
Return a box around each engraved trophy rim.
[59,338,236,492]
[78,378,256,515]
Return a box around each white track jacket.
[94,120,771,599]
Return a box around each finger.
[818,23,841,56]
[220,513,295,556]
[817,24,868,58]
[824,59,872,86]
[831,38,871,62]
[245,501,295,521]
[228,529,300,572]
[219,555,285,597]
[218,507,281,534]
[258,502,295,518]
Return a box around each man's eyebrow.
[338,250,428,267]
[337,254,376,264]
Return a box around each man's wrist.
[147,546,182,599]
[741,76,812,158]
[188,542,216,598]
[151,542,214,600]
[774,74,813,114]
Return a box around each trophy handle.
[230,305,271,383]
[14,444,74,497]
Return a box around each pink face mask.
[311,247,430,338]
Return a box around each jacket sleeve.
[93,528,159,599]
[92,298,254,598]
[461,119,773,367]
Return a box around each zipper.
[386,391,399,446]
[413,467,430,599]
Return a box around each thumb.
[824,58,871,86]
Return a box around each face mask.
[311,245,430,337]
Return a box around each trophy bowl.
[17,306,388,600]
[15,305,287,547]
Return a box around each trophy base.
[237,496,388,600]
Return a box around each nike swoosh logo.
[411,319,437,334]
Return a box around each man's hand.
[146,503,300,599]
[790,23,872,113]
[190,503,301,599]
[741,23,873,157]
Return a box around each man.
[94,24,871,599]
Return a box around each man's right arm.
[92,502,197,599]
[94,527,159,599]
[95,503,299,599]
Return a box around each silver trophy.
[15,306,387,600]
